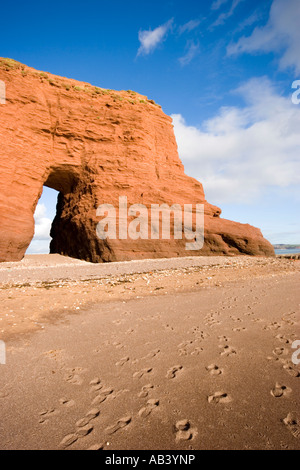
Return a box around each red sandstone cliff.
[0,58,274,262]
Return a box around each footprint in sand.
[233,327,246,332]
[189,328,208,341]
[190,347,204,356]
[90,377,101,386]
[283,413,300,438]
[208,391,232,404]
[92,387,114,405]
[75,409,100,428]
[60,427,93,449]
[105,416,132,435]
[89,377,103,393]
[59,398,75,408]
[65,374,84,385]
[178,341,193,356]
[178,341,204,356]
[219,345,236,357]
[218,335,230,342]
[178,341,193,349]
[230,316,242,323]
[87,443,105,450]
[76,417,90,428]
[271,383,292,398]
[138,399,159,418]
[175,420,197,441]
[76,424,94,438]
[116,356,130,367]
[178,349,187,357]
[275,334,292,345]
[166,365,183,379]
[273,347,288,357]
[205,318,221,327]
[39,408,59,424]
[282,361,300,378]
[59,409,100,448]
[133,368,153,379]
[143,349,160,360]
[59,433,78,449]
[138,384,154,398]
[112,341,125,350]
[206,364,223,376]
[125,328,135,335]
[64,368,85,386]
[265,322,282,330]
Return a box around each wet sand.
[0,255,299,450]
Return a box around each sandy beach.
[0,255,299,450]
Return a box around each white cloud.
[172,77,300,204]
[234,10,261,33]
[179,41,200,66]
[263,229,300,244]
[26,203,52,254]
[211,0,229,11]
[178,19,201,35]
[212,0,245,27]
[227,0,300,73]
[34,203,52,239]
[137,19,173,56]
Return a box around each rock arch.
[0,59,274,262]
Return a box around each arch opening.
[26,187,59,255]
[44,165,81,195]
[27,165,84,257]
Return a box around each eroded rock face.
[0,59,274,262]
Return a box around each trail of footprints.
[59,375,132,449]
[206,358,231,405]
[45,310,300,448]
[269,325,300,439]
[59,407,100,449]
[271,334,300,378]
[204,300,299,441]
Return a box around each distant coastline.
[273,245,300,255]
[273,244,300,250]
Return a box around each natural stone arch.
[43,164,114,262]
[0,59,275,262]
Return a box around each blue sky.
[1,0,299,252]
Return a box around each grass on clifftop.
[0,58,24,70]
[0,58,162,108]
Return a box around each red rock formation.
[0,58,274,262]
